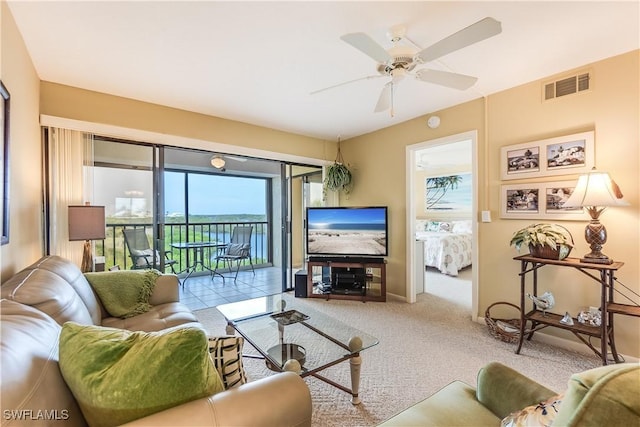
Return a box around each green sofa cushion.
[552,363,640,427]
[378,381,501,426]
[59,322,224,427]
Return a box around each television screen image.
[306,206,388,257]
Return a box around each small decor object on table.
[526,291,555,316]
[509,223,573,260]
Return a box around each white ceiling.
[7,1,639,141]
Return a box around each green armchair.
[379,362,639,426]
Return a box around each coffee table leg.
[349,353,362,405]
[349,336,364,405]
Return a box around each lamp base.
[81,240,93,273]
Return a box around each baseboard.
[385,292,406,302]
[475,317,639,364]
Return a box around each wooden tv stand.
[306,257,386,302]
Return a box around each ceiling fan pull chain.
[390,84,395,118]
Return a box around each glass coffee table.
[216,295,378,404]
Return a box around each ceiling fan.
[312,17,502,116]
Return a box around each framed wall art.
[500,131,594,180]
[501,180,589,220]
[1,80,9,245]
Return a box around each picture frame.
[1,80,9,245]
[500,131,594,180]
[501,180,589,220]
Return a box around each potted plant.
[323,140,353,200]
[509,223,574,260]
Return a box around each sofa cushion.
[0,299,85,426]
[101,302,201,332]
[378,381,501,426]
[208,336,247,389]
[552,363,640,427]
[1,268,97,326]
[59,322,224,427]
[28,255,104,324]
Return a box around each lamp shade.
[68,205,106,241]
[562,169,629,208]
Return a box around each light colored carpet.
[194,267,599,426]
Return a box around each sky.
[94,168,267,217]
[164,172,266,215]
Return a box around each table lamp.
[562,168,628,264]
[68,204,106,272]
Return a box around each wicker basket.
[485,302,522,343]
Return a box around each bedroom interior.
[1,1,639,426]
[412,136,474,311]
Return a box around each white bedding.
[415,231,472,276]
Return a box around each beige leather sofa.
[1,255,312,427]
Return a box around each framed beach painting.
[501,180,589,220]
[501,131,594,180]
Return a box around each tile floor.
[178,267,285,311]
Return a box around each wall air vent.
[543,71,591,101]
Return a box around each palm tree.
[426,175,463,209]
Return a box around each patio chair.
[123,228,178,274]
[212,226,255,283]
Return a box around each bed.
[415,220,472,276]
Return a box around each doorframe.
[405,130,480,321]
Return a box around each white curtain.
[47,127,94,263]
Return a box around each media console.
[306,257,386,302]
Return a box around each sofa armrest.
[148,274,180,305]
[120,372,312,427]
[476,362,557,419]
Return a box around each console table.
[306,257,386,302]
[514,255,638,365]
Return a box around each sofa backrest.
[1,256,102,326]
[553,362,640,426]
[1,299,86,426]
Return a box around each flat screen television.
[306,206,388,257]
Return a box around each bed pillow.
[415,220,429,232]
[59,322,224,427]
[501,394,564,427]
[452,220,472,234]
[426,221,441,232]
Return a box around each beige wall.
[342,98,486,302]
[0,1,43,280]
[344,50,639,358]
[483,51,639,358]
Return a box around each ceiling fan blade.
[310,74,384,95]
[341,32,392,64]
[374,82,392,112]
[416,17,502,63]
[415,69,478,90]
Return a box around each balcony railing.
[96,221,269,274]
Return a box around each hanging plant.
[323,139,353,200]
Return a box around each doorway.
[406,130,479,319]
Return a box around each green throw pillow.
[59,322,224,427]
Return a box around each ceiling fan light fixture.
[210,156,226,169]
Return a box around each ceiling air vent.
[543,72,590,100]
